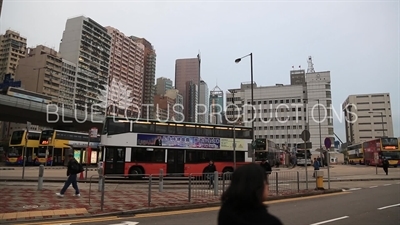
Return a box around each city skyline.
[0,1,398,142]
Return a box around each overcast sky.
[1,0,398,141]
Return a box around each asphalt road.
[21,180,399,225]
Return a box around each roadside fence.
[84,169,315,212]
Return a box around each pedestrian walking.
[382,157,389,175]
[260,159,272,179]
[218,163,283,225]
[313,158,320,178]
[56,153,83,197]
[206,160,217,189]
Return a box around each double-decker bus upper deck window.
[133,122,153,133]
[176,124,185,135]
[10,131,24,145]
[155,123,168,133]
[28,132,40,140]
[186,125,196,135]
[198,126,214,137]
[236,129,251,139]
[215,127,231,138]
[108,121,129,135]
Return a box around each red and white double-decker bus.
[101,117,253,177]
[363,137,399,167]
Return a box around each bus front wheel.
[129,166,143,180]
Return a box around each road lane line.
[383,184,391,186]
[310,216,349,225]
[369,186,378,188]
[15,192,349,225]
[348,188,361,191]
[377,203,400,210]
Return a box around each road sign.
[89,127,98,138]
[300,130,310,142]
[324,137,332,149]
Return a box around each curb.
[3,189,342,224]
[0,168,14,170]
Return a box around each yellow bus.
[347,143,364,165]
[6,130,41,166]
[38,129,101,166]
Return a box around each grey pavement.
[61,180,400,225]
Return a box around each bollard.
[148,175,152,207]
[275,172,279,195]
[98,167,104,192]
[100,176,105,211]
[37,164,44,190]
[159,169,163,192]
[213,171,218,196]
[296,171,300,193]
[315,170,324,190]
[188,174,192,202]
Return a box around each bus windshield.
[37,146,47,157]
[10,131,24,145]
[382,151,400,160]
[40,130,54,145]
[7,146,22,157]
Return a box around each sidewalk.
[0,183,320,223]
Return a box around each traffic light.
[255,138,266,150]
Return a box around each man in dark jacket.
[56,154,81,197]
[260,159,272,177]
[207,160,217,189]
[382,157,389,175]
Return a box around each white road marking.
[377,203,400,210]
[310,216,349,225]
[348,188,362,191]
[369,186,378,188]
[383,184,392,186]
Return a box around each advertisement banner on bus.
[137,134,220,149]
[219,138,248,151]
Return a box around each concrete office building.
[153,95,175,121]
[164,89,184,122]
[0,30,27,81]
[209,85,224,124]
[59,16,111,114]
[199,80,209,124]
[106,27,145,117]
[131,36,156,119]
[15,45,63,105]
[155,77,173,95]
[342,93,393,144]
[226,68,334,153]
[175,57,200,122]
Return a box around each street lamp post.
[235,53,255,162]
[229,89,237,169]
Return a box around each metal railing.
[85,169,315,212]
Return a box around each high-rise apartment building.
[185,81,198,122]
[164,89,184,122]
[60,59,77,110]
[131,36,156,119]
[15,45,63,105]
[155,77,173,95]
[175,58,200,122]
[0,30,27,81]
[59,16,111,114]
[199,80,209,124]
[226,69,334,152]
[342,93,393,144]
[209,85,224,124]
[106,27,144,117]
